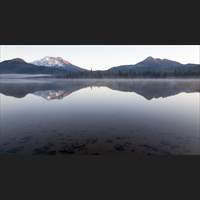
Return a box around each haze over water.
[0,76,200,155]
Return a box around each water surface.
[0,78,199,155]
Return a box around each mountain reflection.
[34,90,74,100]
[0,79,199,100]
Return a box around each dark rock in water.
[91,152,100,155]
[105,139,113,143]
[42,145,51,151]
[59,148,75,154]
[160,141,170,146]
[170,145,180,149]
[86,138,98,144]
[140,144,158,152]
[71,143,86,151]
[123,142,132,148]
[47,151,56,155]
[20,136,32,143]
[34,148,47,155]
[140,144,171,155]
[114,144,125,151]
[6,146,24,154]
[57,133,64,136]
[33,143,56,155]
[0,147,5,153]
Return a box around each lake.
[0,77,200,156]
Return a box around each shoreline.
[1,74,200,80]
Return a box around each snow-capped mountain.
[31,56,86,72]
[0,57,86,74]
[32,56,72,67]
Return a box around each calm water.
[0,78,200,155]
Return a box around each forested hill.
[0,57,200,78]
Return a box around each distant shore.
[0,73,200,79]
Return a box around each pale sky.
[0,45,199,70]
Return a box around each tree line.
[53,68,200,78]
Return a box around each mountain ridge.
[0,56,87,74]
[109,56,185,72]
[0,56,200,77]
[107,56,200,77]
